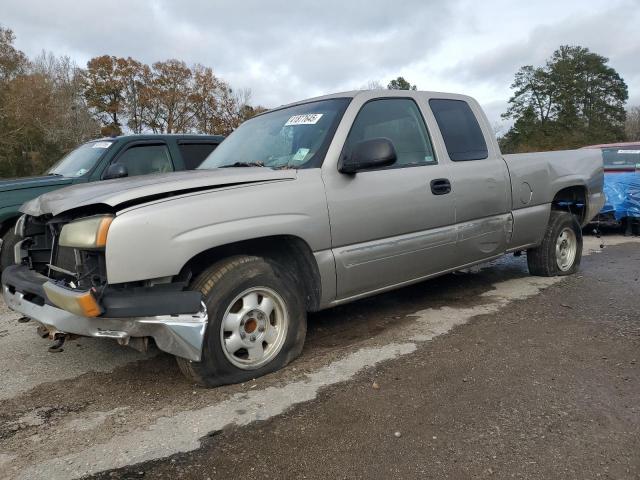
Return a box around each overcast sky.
[3,0,640,130]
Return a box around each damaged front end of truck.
[2,168,297,358]
[2,209,208,359]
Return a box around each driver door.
[323,98,457,299]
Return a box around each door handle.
[430,178,451,195]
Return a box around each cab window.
[112,144,174,177]
[429,99,488,161]
[343,98,436,169]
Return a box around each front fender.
[105,170,330,284]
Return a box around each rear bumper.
[2,265,208,361]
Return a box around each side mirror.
[339,138,397,174]
[103,163,128,180]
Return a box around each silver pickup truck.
[2,90,604,386]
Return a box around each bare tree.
[357,80,385,90]
[0,37,98,177]
[32,51,99,146]
[626,106,640,141]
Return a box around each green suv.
[0,134,223,270]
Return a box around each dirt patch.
[0,403,86,440]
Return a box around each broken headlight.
[59,215,114,250]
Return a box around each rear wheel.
[176,255,306,387]
[0,229,20,272]
[527,211,582,277]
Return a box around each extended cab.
[0,134,224,270]
[2,91,604,386]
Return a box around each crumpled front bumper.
[2,277,208,362]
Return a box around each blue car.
[583,142,640,235]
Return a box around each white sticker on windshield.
[618,149,640,154]
[285,114,323,126]
[92,141,113,149]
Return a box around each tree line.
[373,50,639,152]
[1,24,639,178]
[500,45,635,152]
[0,28,99,177]
[82,55,264,137]
[0,26,263,178]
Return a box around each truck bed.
[503,148,604,224]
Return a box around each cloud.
[2,0,639,125]
[2,0,459,105]
[445,1,640,104]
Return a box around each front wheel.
[176,255,307,387]
[527,210,583,277]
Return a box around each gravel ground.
[0,235,637,479]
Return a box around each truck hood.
[0,175,73,193]
[21,168,297,217]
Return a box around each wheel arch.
[0,213,20,238]
[551,184,587,225]
[179,235,323,312]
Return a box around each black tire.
[0,229,20,272]
[176,255,307,387]
[527,210,583,277]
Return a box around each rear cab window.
[429,99,488,161]
[178,143,219,170]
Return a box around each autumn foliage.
[0,28,100,177]
[0,26,263,177]
[82,55,261,137]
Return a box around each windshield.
[602,147,640,170]
[199,98,351,169]
[48,140,113,177]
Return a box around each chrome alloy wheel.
[219,287,288,370]
[555,228,577,271]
